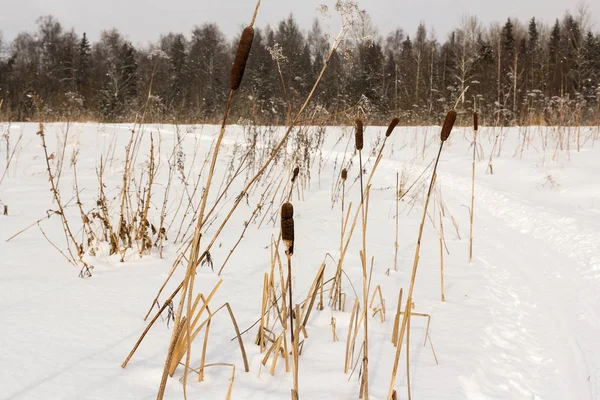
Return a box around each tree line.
[0,11,599,125]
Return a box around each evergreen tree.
[76,32,92,102]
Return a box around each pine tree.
[168,34,187,113]
[548,19,562,96]
[76,32,92,102]
[527,18,540,92]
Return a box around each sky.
[1,0,598,46]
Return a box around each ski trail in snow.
[440,171,599,400]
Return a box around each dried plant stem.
[406,302,412,400]
[331,202,353,310]
[0,131,22,187]
[286,254,299,398]
[6,211,59,242]
[157,316,186,400]
[198,307,212,382]
[143,242,191,321]
[73,163,95,248]
[299,262,326,332]
[171,281,224,376]
[394,172,399,271]
[139,133,156,255]
[218,193,265,276]
[122,281,184,368]
[344,298,359,373]
[469,127,477,263]
[359,182,370,400]
[96,159,119,255]
[391,288,403,346]
[292,304,301,399]
[369,285,385,323]
[440,209,446,302]
[179,88,235,397]
[38,124,90,277]
[387,140,447,400]
[38,223,75,266]
[259,273,269,352]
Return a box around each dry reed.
[386,110,456,400]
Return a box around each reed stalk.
[386,110,456,400]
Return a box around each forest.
[0,10,599,125]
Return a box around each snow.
[1,122,599,399]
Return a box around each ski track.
[439,170,600,399]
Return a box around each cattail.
[281,202,295,255]
[292,166,300,183]
[473,112,479,131]
[341,168,348,181]
[441,110,457,142]
[386,117,400,137]
[355,118,364,151]
[229,27,255,91]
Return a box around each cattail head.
[229,27,255,91]
[355,118,364,151]
[291,166,300,183]
[441,110,457,142]
[473,112,479,132]
[386,117,400,137]
[341,168,348,181]
[281,202,295,255]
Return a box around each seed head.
[229,27,255,91]
[341,168,348,181]
[473,112,479,132]
[281,202,295,255]
[355,118,364,150]
[441,110,457,142]
[292,166,300,183]
[386,117,400,137]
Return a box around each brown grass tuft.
[441,110,457,142]
[230,27,255,91]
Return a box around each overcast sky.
[1,0,598,45]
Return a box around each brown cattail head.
[281,202,293,220]
[291,166,300,183]
[386,117,400,137]
[341,168,348,181]
[441,110,457,142]
[473,112,479,132]
[229,27,255,91]
[355,118,364,151]
[281,202,295,255]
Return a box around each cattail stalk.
[281,202,298,398]
[394,172,399,271]
[469,111,478,263]
[356,118,364,204]
[333,168,348,310]
[387,110,456,400]
[169,7,258,397]
[405,301,412,400]
[439,209,445,302]
[354,118,370,400]
[360,117,399,398]
[288,166,300,201]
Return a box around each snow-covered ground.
[1,122,599,400]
